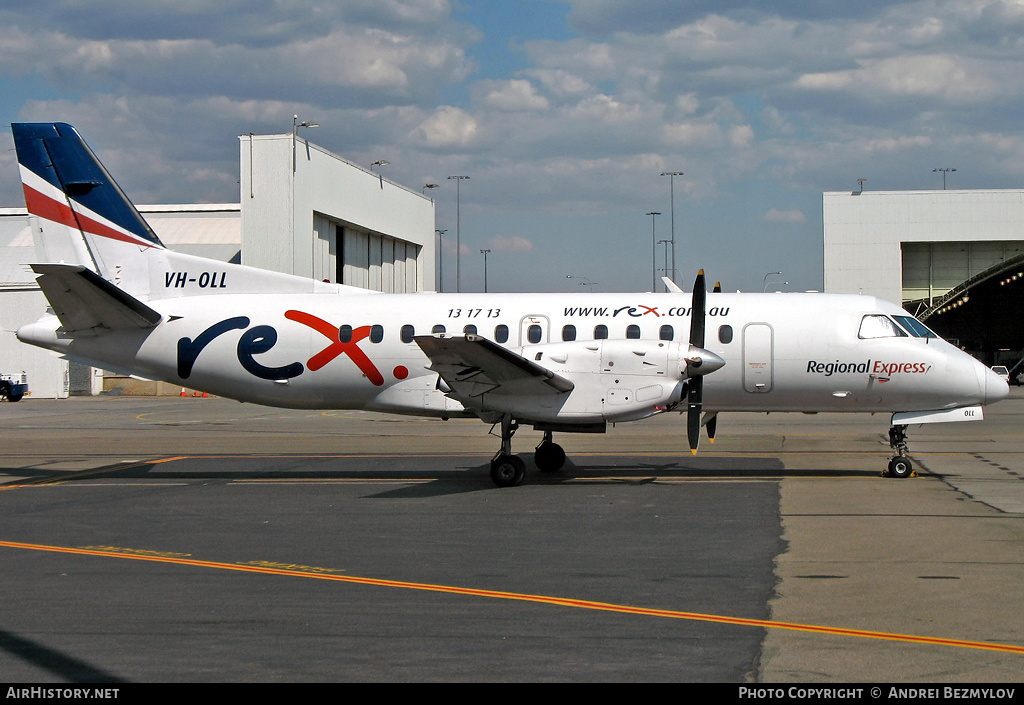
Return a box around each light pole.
[646,211,661,292]
[661,171,683,285]
[370,159,389,189]
[292,115,318,172]
[658,240,672,285]
[480,249,491,292]
[567,275,595,292]
[436,229,447,293]
[448,175,470,292]
[933,167,956,190]
[763,271,784,291]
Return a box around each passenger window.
[718,325,733,344]
[400,324,415,343]
[431,324,446,335]
[594,324,608,340]
[339,325,353,343]
[858,315,907,339]
[562,325,576,341]
[495,324,509,343]
[463,324,477,336]
[626,324,640,339]
[369,325,384,343]
[659,325,674,341]
[528,324,543,344]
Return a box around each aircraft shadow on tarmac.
[0,628,125,683]
[1,454,879,499]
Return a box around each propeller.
[683,271,727,454]
[687,270,707,454]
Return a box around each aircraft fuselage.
[18,289,1002,425]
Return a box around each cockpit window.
[858,315,908,339]
[892,315,938,338]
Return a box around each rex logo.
[176,311,408,385]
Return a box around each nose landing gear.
[886,424,915,478]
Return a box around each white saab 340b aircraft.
[12,123,1009,486]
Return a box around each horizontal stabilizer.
[32,263,162,335]
[414,334,574,402]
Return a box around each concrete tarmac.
[0,390,1022,682]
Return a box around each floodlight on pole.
[370,160,389,189]
[292,115,318,172]
[567,274,595,292]
[933,167,956,190]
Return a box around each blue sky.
[3,1,1024,294]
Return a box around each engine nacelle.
[517,338,721,423]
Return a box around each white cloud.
[762,208,807,223]
[487,235,534,253]
[481,79,549,112]
[409,106,480,148]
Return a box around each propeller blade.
[686,270,708,454]
[690,269,706,348]
[705,412,718,444]
[713,281,721,293]
[687,378,702,454]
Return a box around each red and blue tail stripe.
[12,123,164,249]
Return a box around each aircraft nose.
[983,365,1010,406]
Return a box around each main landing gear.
[886,424,915,478]
[489,418,567,487]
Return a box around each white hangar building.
[823,189,1024,365]
[0,131,436,398]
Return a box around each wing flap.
[32,263,162,335]
[414,334,574,402]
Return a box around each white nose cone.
[983,365,1009,406]
[685,346,726,376]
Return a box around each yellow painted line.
[1,539,1021,656]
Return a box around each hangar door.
[902,240,1024,305]
[313,215,421,292]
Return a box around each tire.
[534,442,566,473]
[490,455,526,487]
[888,456,913,479]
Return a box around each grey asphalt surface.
[0,390,1022,682]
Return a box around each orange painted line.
[1,539,1022,655]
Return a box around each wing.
[31,263,162,336]
[414,334,574,404]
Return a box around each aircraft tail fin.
[13,123,165,285]
[13,122,361,302]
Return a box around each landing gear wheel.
[887,456,914,479]
[534,441,566,473]
[490,454,526,487]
